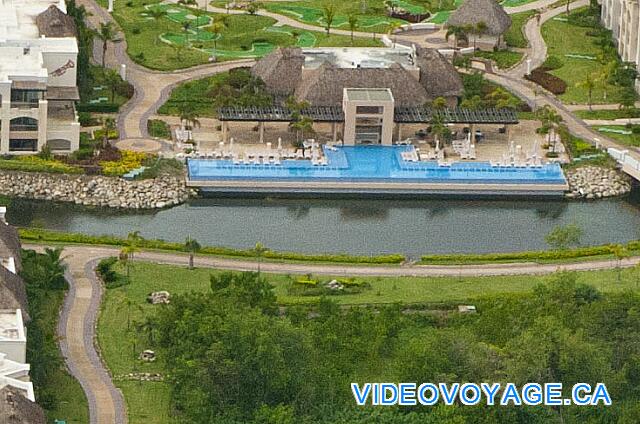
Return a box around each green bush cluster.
[420,243,638,264]
[76,103,120,113]
[543,55,564,70]
[18,228,406,264]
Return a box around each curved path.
[58,249,128,424]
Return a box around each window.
[11,90,42,108]
[9,139,37,152]
[47,139,71,151]
[10,117,38,132]
[356,106,383,115]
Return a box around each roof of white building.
[0,0,67,40]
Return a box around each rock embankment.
[565,166,632,199]
[0,171,194,209]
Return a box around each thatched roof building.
[414,47,463,100]
[0,267,29,322]
[251,47,304,99]
[252,47,463,107]
[447,0,511,36]
[0,387,46,424]
[35,5,77,38]
[295,63,430,107]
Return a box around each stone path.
[58,248,128,424]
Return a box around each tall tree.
[184,236,201,270]
[347,14,358,44]
[94,22,121,67]
[322,3,336,35]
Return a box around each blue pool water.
[187,145,567,184]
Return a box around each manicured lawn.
[505,10,534,48]
[98,0,380,70]
[593,125,640,147]
[158,73,223,117]
[475,50,523,69]
[542,8,626,105]
[575,108,640,120]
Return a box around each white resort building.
[600,0,640,91]
[0,0,80,154]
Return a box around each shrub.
[525,68,567,95]
[0,156,82,174]
[147,119,171,139]
[78,112,94,127]
[543,55,564,70]
[100,150,148,176]
[76,103,119,113]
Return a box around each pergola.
[217,105,519,143]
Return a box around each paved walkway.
[58,248,128,424]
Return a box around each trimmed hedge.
[421,243,639,264]
[18,228,406,265]
[76,103,120,113]
[525,67,567,95]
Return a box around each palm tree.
[208,15,228,51]
[445,25,467,49]
[253,242,268,274]
[431,96,448,111]
[126,231,143,259]
[182,21,192,46]
[461,95,483,144]
[322,3,336,35]
[94,22,121,67]
[184,236,201,270]
[147,8,167,45]
[101,117,116,148]
[179,104,201,136]
[577,73,597,111]
[387,21,403,48]
[598,60,617,101]
[347,14,358,44]
[104,70,121,102]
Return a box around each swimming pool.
[187,145,567,185]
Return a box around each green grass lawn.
[593,125,640,147]
[97,260,640,423]
[542,8,626,105]
[576,108,640,120]
[505,10,534,48]
[474,50,523,69]
[99,0,380,69]
[157,73,224,117]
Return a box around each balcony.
[10,101,39,110]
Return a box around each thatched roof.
[35,5,77,38]
[251,47,304,98]
[0,223,22,272]
[414,47,464,99]
[447,0,511,36]
[0,387,46,424]
[295,62,430,107]
[0,267,29,322]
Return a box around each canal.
[7,189,640,259]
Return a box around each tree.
[94,22,121,67]
[347,14,358,44]
[472,21,488,49]
[104,70,121,102]
[431,96,448,110]
[253,242,268,274]
[461,95,482,144]
[100,117,116,148]
[184,236,201,270]
[247,1,260,15]
[182,20,192,45]
[445,25,467,49]
[178,101,201,136]
[566,0,572,15]
[535,105,562,152]
[286,96,313,149]
[612,244,630,283]
[545,224,583,250]
[126,231,143,259]
[147,8,168,45]
[598,60,617,101]
[208,21,226,51]
[322,3,336,35]
[386,21,403,48]
[619,87,637,120]
[577,73,597,111]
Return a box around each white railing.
[608,147,640,175]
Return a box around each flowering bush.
[100,150,148,176]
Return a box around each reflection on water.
[7,189,640,259]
